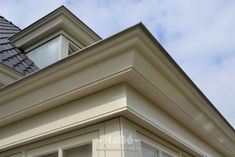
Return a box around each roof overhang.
[9,6,101,50]
[1,23,234,156]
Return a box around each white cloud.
[0,0,234,127]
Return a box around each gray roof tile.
[0,16,38,75]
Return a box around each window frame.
[25,34,80,69]
[137,133,179,157]
[26,131,97,157]
[26,36,61,69]
[1,123,102,157]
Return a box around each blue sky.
[0,0,234,128]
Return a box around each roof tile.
[0,16,38,75]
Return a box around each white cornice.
[0,23,234,156]
[9,6,101,50]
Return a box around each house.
[0,6,234,157]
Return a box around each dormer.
[9,6,101,68]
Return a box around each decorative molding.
[9,6,101,50]
[1,23,234,156]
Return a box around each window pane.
[27,37,60,68]
[162,152,173,157]
[63,143,92,157]
[142,143,158,157]
[39,152,58,157]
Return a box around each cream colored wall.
[0,118,122,157]
[0,84,127,151]
[125,86,224,157]
[0,84,225,157]
[0,116,198,157]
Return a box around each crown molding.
[9,6,101,50]
[1,23,234,156]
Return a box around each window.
[63,144,92,157]
[25,131,97,157]
[27,37,60,68]
[33,144,92,157]
[38,152,58,157]
[26,35,80,69]
[138,133,177,157]
[141,143,174,157]
[142,143,159,157]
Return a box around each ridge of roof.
[0,16,38,75]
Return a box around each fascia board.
[130,28,235,151]
[124,78,233,156]
[125,29,235,155]
[136,25,234,134]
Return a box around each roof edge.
[137,23,235,133]
[9,6,101,42]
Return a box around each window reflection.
[39,152,58,157]
[63,143,92,157]
[142,143,158,157]
[27,37,60,68]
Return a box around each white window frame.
[25,34,80,67]
[138,133,179,157]
[59,35,80,58]
[26,131,98,157]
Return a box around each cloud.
[0,0,234,127]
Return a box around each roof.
[0,16,38,75]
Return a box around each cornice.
[0,23,234,156]
[9,6,101,50]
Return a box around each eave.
[0,23,234,156]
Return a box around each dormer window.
[27,37,60,68]
[9,6,101,69]
[26,35,79,68]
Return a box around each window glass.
[27,37,60,68]
[63,143,92,157]
[142,143,158,157]
[162,152,173,157]
[39,152,58,157]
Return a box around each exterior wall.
[0,84,127,151]
[0,117,197,157]
[125,86,224,157]
[0,118,122,157]
[0,84,226,157]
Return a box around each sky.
[0,0,234,128]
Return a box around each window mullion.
[58,148,63,157]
